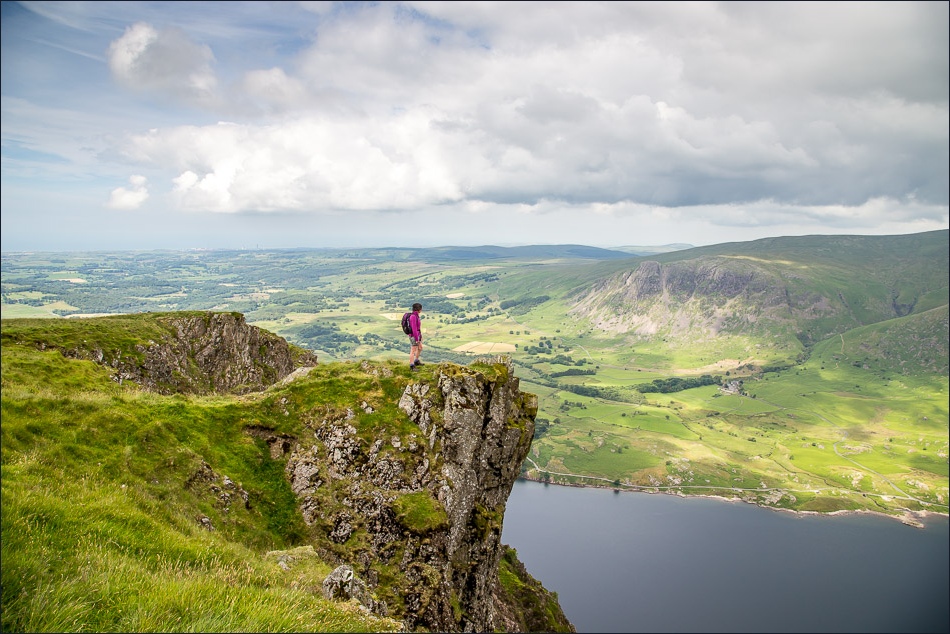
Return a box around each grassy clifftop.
[0,313,573,632]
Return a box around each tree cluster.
[635,374,721,394]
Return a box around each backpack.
[401,312,413,335]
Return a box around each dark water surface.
[501,479,949,633]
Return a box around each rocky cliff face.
[273,357,538,632]
[570,257,821,339]
[60,312,318,394]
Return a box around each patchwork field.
[452,342,518,354]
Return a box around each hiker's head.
[412,303,422,312]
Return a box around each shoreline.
[516,475,949,529]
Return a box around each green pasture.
[526,359,947,513]
[1,303,58,319]
[558,439,656,480]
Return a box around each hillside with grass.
[0,313,574,633]
[563,230,948,361]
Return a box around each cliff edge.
[270,356,552,632]
[0,312,573,633]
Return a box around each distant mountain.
[304,244,631,261]
[610,243,695,256]
[558,230,949,369]
[403,244,634,261]
[411,243,694,260]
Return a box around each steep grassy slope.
[808,304,949,376]
[0,315,573,632]
[2,332,361,632]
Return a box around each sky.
[1,1,948,252]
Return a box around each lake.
[501,479,949,633]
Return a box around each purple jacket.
[409,311,422,340]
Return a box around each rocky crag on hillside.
[256,355,561,632]
[570,253,947,356]
[571,258,810,339]
[12,312,572,632]
[55,312,318,394]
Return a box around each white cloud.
[108,22,219,107]
[148,114,463,213]
[106,174,149,210]
[96,2,945,221]
[2,1,947,251]
[239,68,308,114]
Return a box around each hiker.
[407,302,423,370]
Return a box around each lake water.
[501,479,949,633]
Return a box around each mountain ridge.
[558,230,948,363]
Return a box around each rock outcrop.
[569,258,794,339]
[277,356,538,632]
[55,312,318,394]
[130,312,317,394]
